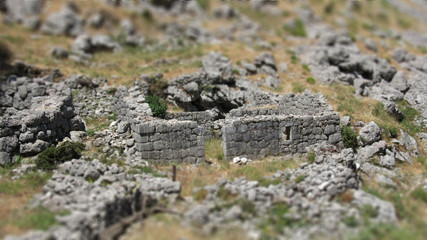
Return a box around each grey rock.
[359,121,381,145]
[392,48,408,63]
[379,153,396,169]
[390,71,409,92]
[83,167,100,181]
[5,0,43,22]
[352,190,397,223]
[41,7,83,36]
[265,76,279,88]
[117,121,130,134]
[340,116,350,126]
[399,130,419,156]
[0,152,11,166]
[364,39,378,52]
[51,47,69,59]
[202,52,233,80]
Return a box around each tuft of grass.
[205,139,224,161]
[290,54,298,64]
[193,188,208,202]
[343,216,359,228]
[302,64,311,72]
[216,186,236,202]
[295,175,305,183]
[292,82,305,93]
[306,77,315,85]
[361,204,379,219]
[307,151,315,164]
[283,19,307,37]
[342,126,359,150]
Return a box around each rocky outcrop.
[5,159,180,240]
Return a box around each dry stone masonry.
[0,76,84,165]
[131,120,205,164]
[223,91,343,160]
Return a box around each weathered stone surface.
[400,130,419,156]
[359,121,381,145]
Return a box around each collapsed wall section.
[0,77,84,165]
[222,114,343,160]
[131,120,205,164]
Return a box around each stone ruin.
[112,80,343,164]
[0,76,84,165]
[223,91,343,160]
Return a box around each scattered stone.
[399,130,419,156]
[359,121,381,145]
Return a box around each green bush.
[342,126,359,150]
[146,95,167,118]
[35,142,84,171]
[283,19,307,37]
[306,77,316,85]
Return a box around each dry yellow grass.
[123,213,247,240]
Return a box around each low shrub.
[146,95,167,118]
[35,142,84,171]
[342,126,359,150]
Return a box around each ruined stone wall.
[0,77,84,165]
[112,85,152,123]
[222,114,343,160]
[131,120,205,164]
[165,111,215,137]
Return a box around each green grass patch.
[196,0,209,11]
[194,188,208,202]
[283,19,307,37]
[307,151,315,164]
[411,187,427,203]
[306,77,315,85]
[295,175,305,183]
[0,172,51,196]
[292,82,305,93]
[302,64,310,72]
[11,207,69,231]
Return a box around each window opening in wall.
[282,126,292,141]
